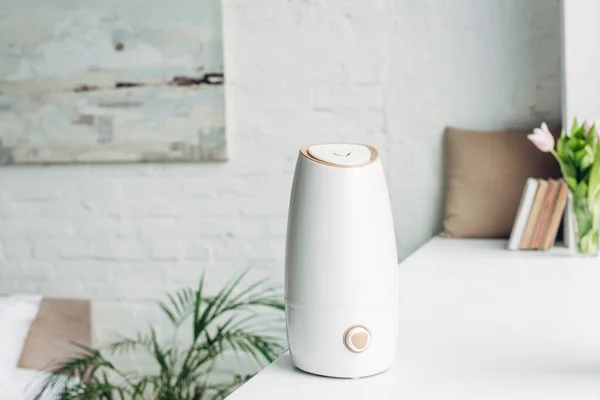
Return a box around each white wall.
[0,0,561,365]
[562,0,600,124]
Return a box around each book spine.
[541,181,569,251]
[508,178,538,250]
[520,180,549,250]
[531,179,559,249]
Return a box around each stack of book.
[508,178,569,251]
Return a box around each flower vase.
[572,194,600,256]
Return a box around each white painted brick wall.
[0,0,560,372]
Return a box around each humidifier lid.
[307,144,373,167]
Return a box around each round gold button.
[343,325,371,353]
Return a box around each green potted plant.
[34,271,285,400]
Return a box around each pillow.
[18,298,92,371]
[442,127,561,238]
[0,295,42,377]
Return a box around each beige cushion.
[442,127,561,238]
[18,298,91,371]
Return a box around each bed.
[0,298,91,399]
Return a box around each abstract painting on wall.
[0,0,226,164]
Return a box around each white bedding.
[0,294,42,374]
[0,368,56,400]
[0,295,47,399]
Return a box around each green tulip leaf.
[556,135,567,158]
[578,145,595,170]
[584,154,595,171]
[587,141,600,207]
[571,117,579,136]
[590,186,600,211]
[566,176,578,191]
[576,180,588,199]
[568,137,586,151]
[568,152,577,165]
[558,158,577,180]
[586,125,598,147]
[581,167,591,184]
[588,145,600,206]
[574,124,587,139]
[575,148,586,165]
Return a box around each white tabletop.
[228,238,600,399]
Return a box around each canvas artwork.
[0,0,226,164]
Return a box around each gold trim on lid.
[300,143,379,168]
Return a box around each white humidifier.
[285,143,399,378]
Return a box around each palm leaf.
[212,274,284,317]
[105,333,154,356]
[194,270,284,342]
[193,272,206,340]
[130,377,150,398]
[218,325,283,366]
[149,328,169,373]
[194,270,250,341]
[159,287,198,326]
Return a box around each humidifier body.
[285,143,399,378]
